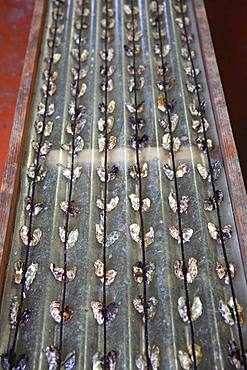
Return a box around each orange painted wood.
[0,0,47,299]
[193,0,247,279]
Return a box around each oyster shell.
[169,226,193,244]
[174,257,198,284]
[215,261,236,285]
[168,192,189,213]
[96,196,119,212]
[94,259,117,286]
[91,301,118,325]
[162,133,181,152]
[178,344,202,370]
[207,222,232,244]
[19,225,42,247]
[163,163,187,181]
[136,345,160,370]
[95,224,119,247]
[133,296,158,322]
[129,194,151,212]
[50,263,77,282]
[178,296,203,322]
[133,261,155,285]
[59,227,79,249]
[50,301,73,324]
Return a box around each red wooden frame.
[0,0,47,300]
[193,0,247,279]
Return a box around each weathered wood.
[193,0,247,279]
[0,0,47,300]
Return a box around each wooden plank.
[192,0,247,278]
[0,0,47,300]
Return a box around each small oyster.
[218,297,244,326]
[129,194,151,212]
[168,192,189,213]
[178,296,203,322]
[92,351,117,370]
[13,261,24,285]
[163,163,187,181]
[162,134,181,152]
[91,301,118,325]
[9,296,19,328]
[61,135,84,155]
[25,196,44,216]
[227,341,243,369]
[169,226,193,244]
[203,190,224,211]
[32,140,52,157]
[157,95,167,112]
[108,100,116,114]
[197,163,210,180]
[174,257,198,284]
[133,261,155,285]
[62,166,82,182]
[95,224,119,247]
[19,225,42,247]
[129,224,154,247]
[133,296,158,321]
[50,301,73,323]
[50,263,77,282]
[129,162,148,179]
[144,227,155,247]
[60,201,80,217]
[98,134,117,152]
[178,344,203,370]
[215,261,236,285]
[43,346,59,369]
[125,101,145,113]
[97,165,119,182]
[136,345,160,370]
[94,259,117,286]
[25,262,38,290]
[35,120,53,136]
[130,223,140,243]
[207,222,232,244]
[96,196,119,212]
[59,227,79,249]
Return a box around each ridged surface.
[0,1,246,369]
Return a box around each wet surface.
[0,0,246,191]
[0,1,246,369]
